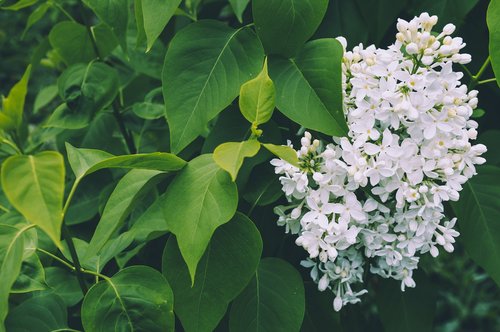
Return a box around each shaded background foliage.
[0,0,499,331]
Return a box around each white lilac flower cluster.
[271,13,487,312]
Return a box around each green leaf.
[66,143,186,182]
[11,253,46,293]
[451,165,500,286]
[213,140,261,181]
[5,292,69,332]
[124,192,171,244]
[229,0,250,22]
[22,2,50,37]
[132,102,164,119]
[33,84,57,114]
[1,0,37,10]
[162,213,263,332]
[49,21,117,65]
[85,169,163,259]
[45,267,83,307]
[0,223,34,332]
[1,152,65,248]
[262,143,299,167]
[376,271,436,332]
[83,0,128,52]
[162,20,264,153]
[81,266,174,332]
[0,65,31,131]
[161,154,238,282]
[138,0,182,52]
[229,258,306,332]
[239,58,275,128]
[488,0,500,87]
[268,38,348,137]
[252,0,329,57]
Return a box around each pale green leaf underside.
[213,140,261,181]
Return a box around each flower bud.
[406,43,419,55]
[333,296,343,312]
[442,23,456,35]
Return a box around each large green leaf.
[66,142,186,183]
[5,292,69,332]
[81,266,174,332]
[252,0,329,57]
[85,169,162,259]
[451,165,500,286]
[49,21,117,65]
[268,38,348,137]
[239,59,275,128]
[213,140,261,181]
[47,62,119,129]
[162,20,264,153]
[229,258,306,332]
[488,0,500,87]
[83,0,128,52]
[137,0,182,52]
[375,271,436,332]
[162,213,262,332]
[1,152,65,248]
[0,65,31,131]
[0,223,34,332]
[161,154,238,282]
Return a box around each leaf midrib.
[175,27,245,151]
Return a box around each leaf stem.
[62,179,81,217]
[50,1,77,22]
[36,247,76,271]
[478,78,497,85]
[81,268,110,281]
[469,56,491,89]
[61,224,88,294]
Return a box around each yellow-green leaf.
[1,152,65,248]
[239,58,275,128]
[213,140,261,181]
[262,143,299,167]
[0,65,31,131]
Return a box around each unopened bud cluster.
[272,13,486,311]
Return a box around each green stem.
[469,56,491,89]
[37,247,76,271]
[478,78,497,85]
[62,179,81,217]
[81,268,110,281]
[112,102,137,154]
[61,224,88,294]
[80,5,101,60]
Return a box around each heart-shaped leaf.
[162,213,262,332]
